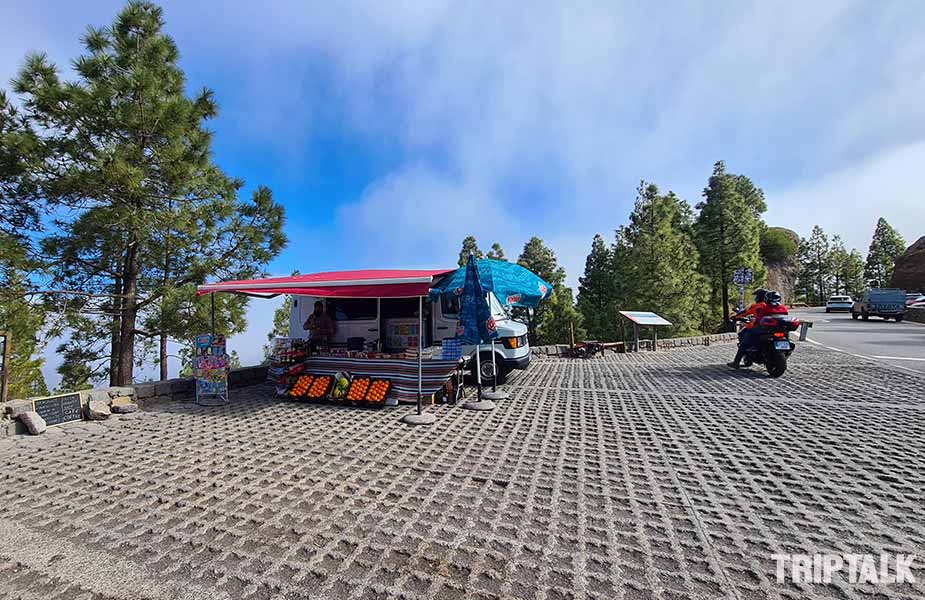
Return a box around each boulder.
[111,402,138,414]
[86,400,111,420]
[108,386,135,398]
[892,236,925,293]
[4,399,34,418]
[19,411,47,435]
[80,389,110,404]
[110,396,134,407]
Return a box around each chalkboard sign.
[33,393,83,426]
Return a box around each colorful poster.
[193,333,229,405]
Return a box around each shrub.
[761,227,798,262]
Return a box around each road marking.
[804,338,923,374]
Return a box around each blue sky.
[3,1,924,384]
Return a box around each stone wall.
[531,332,738,358]
[131,365,268,405]
[1,365,268,437]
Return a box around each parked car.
[910,299,925,309]
[851,288,907,322]
[906,293,925,306]
[825,295,853,313]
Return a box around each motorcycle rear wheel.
[766,351,787,378]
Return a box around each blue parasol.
[429,258,551,308]
[457,254,499,345]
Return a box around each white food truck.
[289,291,530,384]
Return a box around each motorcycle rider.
[759,291,789,319]
[728,288,768,369]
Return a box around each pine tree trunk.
[109,272,123,387]
[159,333,168,381]
[117,240,139,386]
[160,210,171,382]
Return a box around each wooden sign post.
[0,331,9,404]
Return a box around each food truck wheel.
[472,352,507,386]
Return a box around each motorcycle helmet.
[752,288,769,303]
[765,291,782,305]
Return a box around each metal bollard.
[799,321,813,341]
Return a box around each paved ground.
[0,343,922,600]
[792,307,925,374]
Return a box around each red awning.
[196,268,455,299]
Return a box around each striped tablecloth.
[302,357,465,402]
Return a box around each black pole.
[490,340,498,392]
[417,295,423,416]
[210,292,216,337]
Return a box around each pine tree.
[517,237,570,344]
[9,2,286,386]
[794,237,814,304]
[577,234,619,341]
[828,235,861,296]
[804,226,831,302]
[865,217,906,287]
[795,227,832,305]
[693,161,766,330]
[843,250,866,298]
[0,275,48,398]
[619,183,707,336]
[0,95,48,397]
[138,186,283,380]
[458,236,483,266]
[486,243,506,261]
[0,93,43,237]
[536,286,586,346]
[517,237,566,287]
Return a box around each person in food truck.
[303,300,335,351]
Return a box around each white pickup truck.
[851,288,906,322]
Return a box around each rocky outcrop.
[761,227,800,304]
[891,236,925,293]
[764,259,799,305]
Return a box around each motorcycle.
[732,314,801,377]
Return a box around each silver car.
[825,295,853,313]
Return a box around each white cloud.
[766,142,925,253]
[191,0,924,285]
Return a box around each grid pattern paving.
[0,343,922,600]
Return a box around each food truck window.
[441,295,460,316]
[381,297,419,319]
[326,298,377,321]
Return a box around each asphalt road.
[791,306,925,374]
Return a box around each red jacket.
[756,303,789,323]
[735,302,765,329]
